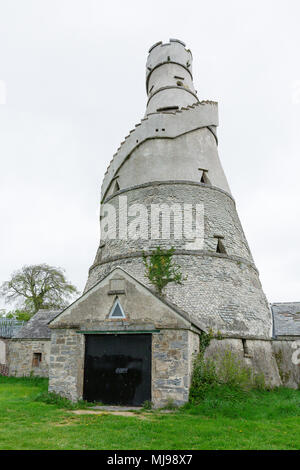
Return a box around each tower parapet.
[146,39,197,114]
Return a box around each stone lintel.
[76,329,161,335]
[108,290,125,295]
[49,324,80,330]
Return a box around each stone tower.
[86,39,273,342]
[49,39,281,406]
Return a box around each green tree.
[0,264,79,316]
[143,246,186,295]
[4,309,32,321]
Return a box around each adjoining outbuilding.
[271,302,300,388]
[0,319,24,375]
[0,310,59,377]
[48,267,202,407]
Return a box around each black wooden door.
[83,334,152,405]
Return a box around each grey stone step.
[91,405,142,412]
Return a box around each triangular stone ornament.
[109,298,126,319]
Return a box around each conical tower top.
[145,39,198,114]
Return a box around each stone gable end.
[49,267,192,331]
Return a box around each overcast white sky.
[0,0,299,308]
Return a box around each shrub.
[189,348,266,403]
[217,350,253,389]
[189,354,220,401]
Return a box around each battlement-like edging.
[146,39,193,82]
[101,101,219,199]
[148,39,187,54]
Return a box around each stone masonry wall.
[49,328,200,407]
[86,182,272,339]
[152,329,199,406]
[0,338,9,375]
[48,329,85,402]
[204,338,282,388]
[8,339,50,377]
[272,339,300,389]
[0,338,7,365]
[95,183,253,265]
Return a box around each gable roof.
[49,266,206,333]
[271,302,300,337]
[14,310,60,339]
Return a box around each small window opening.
[112,180,120,194]
[162,128,165,131]
[109,298,126,319]
[174,76,185,80]
[157,106,179,112]
[32,353,42,367]
[216,238,226,254]
[200,171,211,185]
[177,81,184,87]
[242,339,249,356]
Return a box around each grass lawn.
[0,376,300,450]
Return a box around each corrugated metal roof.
[0,319,25,338]
[271,302,300,337]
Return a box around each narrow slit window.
[32,353,42,367]
[157,106,179,112]
[200,171,211,185]
[112,179,120,194]
[242,339,251,357]
[109,298,126,319]
[216,238,226,254]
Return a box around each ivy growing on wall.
[143,246,186,295]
